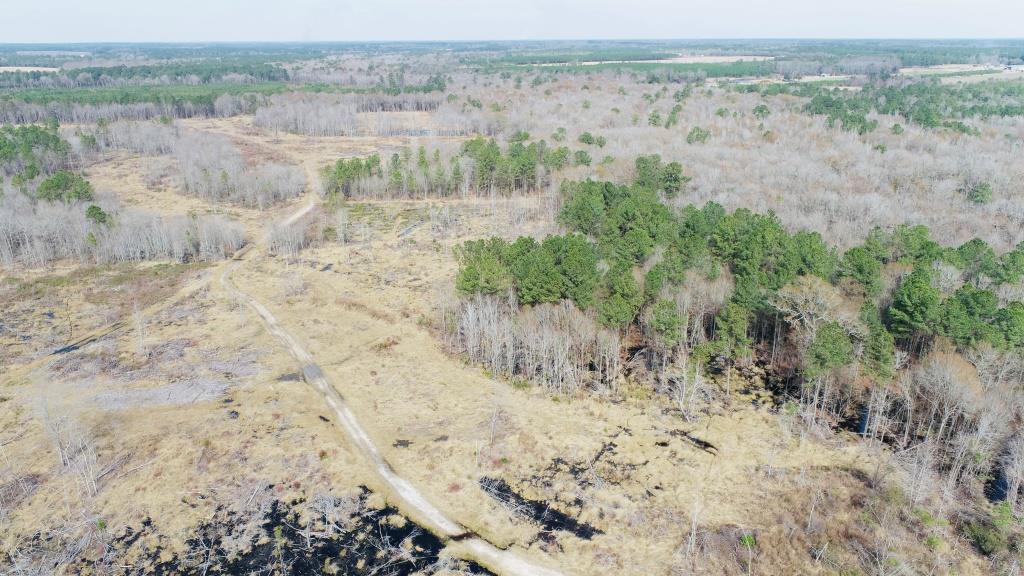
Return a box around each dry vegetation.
[3,40,1024,575]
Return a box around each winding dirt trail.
[219,190,565,576]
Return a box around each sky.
[4,0,1023,43]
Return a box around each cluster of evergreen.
[58,61,290,84]
[0,120,70,183]
[1,121,109,222]
[456,158,1024,388]
[461,133,575,191]
[0,83,287,110]
[803,91,881,135]
[374,71,447,95]
[322,134,588,198]
[1,80,445,115]
[741,80,1024,134]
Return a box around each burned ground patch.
[478,477,602,541]
[531,427,651,495]
[666,428,719,455]
[63,488,494,576]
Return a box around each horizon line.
[3,37,1024,47]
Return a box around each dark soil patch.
[65,488,494,575]
[667,428,719,455]
[478,477,602,540]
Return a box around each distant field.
[526,59,777,77]
[534,54,773,66]
[940,68,1024,84]
[898,63,1024,84]
[643,54,773,64]
[900,63,1002,75]
[0,66,60,73]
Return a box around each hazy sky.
[5,0,1023,43]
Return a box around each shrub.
[85,204,109,225]
[964,521,1007,556]
[686,126,710,144]
[966,181,993,204]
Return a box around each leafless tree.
[1003,434,1024,511]
[254,94,358,136]
[0,192,244,268]
[442,293,621,394]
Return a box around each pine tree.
[887,266,941,339]
[805,321,854,378]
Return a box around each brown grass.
[2,109,1001,574]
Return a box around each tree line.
[321,134,593,200]
[740,79,1024,135]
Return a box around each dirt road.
[219,190,565,576]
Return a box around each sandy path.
[219,183,565,575]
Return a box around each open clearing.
[5,38,1024,576]
[2,113,874,575]
[655,54,773,64]
[0,66,60,73]
[535,54,773,67]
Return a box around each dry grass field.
[0,114,885,575]
[4,41,1024,574]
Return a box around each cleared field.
[0,66,60,73]
[899,63,1001,75]
[536,55,773,66]
[656,54,774,64]
[0,110,881,571]
[940,67,1024,84]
